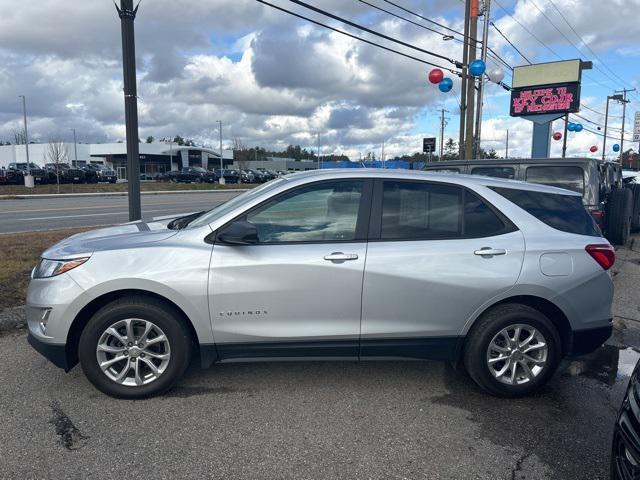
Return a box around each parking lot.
[0,236,638,479]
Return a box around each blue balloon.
[469,59,486,77]
[575,123,583,132]
[567,123,576,132]
[613,144,620,152]
[438,77,453,92]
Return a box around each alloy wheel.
[486,324,548,386]
[96,318,171,387]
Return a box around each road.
[1,239,639,479]
[0,191,243,234]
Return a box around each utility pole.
[71,128,78,166]
[381,140,385,168]
[217,120,223,171]
[505,129,509,158]
[616,88,635,163]
[464,0,479,160]
[603,93,626,161]
[439,109,449,161]
[459,0,472,159]
[562,114,568,158]
[115,0,141,221]
[474,0,491,159]
[18,95,30,178]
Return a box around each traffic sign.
[423,137,436,153]
[633,112,640,142]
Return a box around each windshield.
[187,177,289,229]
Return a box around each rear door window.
[525,166,584,193]
[425,168,460,173]
[490,187,600,237]
[471,167,515,179]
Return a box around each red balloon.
[428,68,444,84]
[590,145,598,153]
[552,132,562,141]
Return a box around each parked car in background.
[611,357,640,479]
[82,164,118,183]
[246,169,268,183]
[178,167,218,183]
[7,162,48,185]
[623,170,640,186]
[44,163,90,184]
[0,168,7,185]
[217,169,241,183]
[424,158,640,245]
[27,169,614,399]
[240,170,255,183]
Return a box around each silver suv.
[26,170,614,398]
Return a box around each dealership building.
[0,143,234,180]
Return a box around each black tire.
[78,296,193,399]
[630,184,640,232]
[605,188,633,245]
[463,303,562,398]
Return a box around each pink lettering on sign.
[510,84,579,116]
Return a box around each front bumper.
[568,323,613,357]
[27,333,70,371]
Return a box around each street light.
[216,120,223,173]
[18,95,30,178]
[70,128,78,166]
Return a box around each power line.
[381,0,462,36]
[546,0,637,92]
[255,0,460,73]
[357,0,513,71]
[288,0,462,67]
[489,21,531,64]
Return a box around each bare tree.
[12,127,27,145]
[47,139,69,193]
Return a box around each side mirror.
[216,220,258,245]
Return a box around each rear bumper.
[568,323,613,357]
[27,333,70,371]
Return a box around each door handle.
[474,248,507,257]
[324,252,359,262]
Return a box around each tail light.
[585,244,615,270]
[590,209,605,230]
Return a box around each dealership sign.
[510,83,580,117]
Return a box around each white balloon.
[487,68,505,84]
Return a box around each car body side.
[26,170,613,371]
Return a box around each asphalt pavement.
[1,238,639,479]
[0,191,243,234]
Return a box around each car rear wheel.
[78,296,192,399]
[606,188,633,245]
[463,303,561,398]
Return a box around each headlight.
[33,257,89,279]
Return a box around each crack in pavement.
[49,401,88,451]
[511,453,531,480]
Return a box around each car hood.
[41,215,188,259]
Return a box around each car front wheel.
[78,296,192,399]
[463,303,561,398]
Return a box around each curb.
[0,189,250,200]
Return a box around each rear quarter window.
[525,166,585,193]
[490,187,601,237]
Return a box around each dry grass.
[0,181,253,196]
[0,227,91,309]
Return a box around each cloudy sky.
[1,0,639,160]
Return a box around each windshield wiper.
[167,211,206,230]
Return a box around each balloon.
[487,68,505,84]
[567,123,576,132]
[428,68,444,84]
[438,77,453,92]
[575,123,583,132]
[590,145,598,153]
[469,59,486,77]
[613,144,620,152]
[553,132,562,141]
